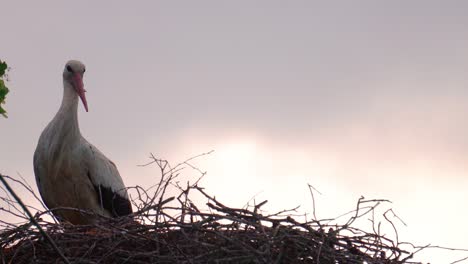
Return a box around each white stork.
[34,60,132,224]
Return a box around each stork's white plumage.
[34,60,132,224]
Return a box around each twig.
[0,173,70,264]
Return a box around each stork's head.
[63,60,88,112]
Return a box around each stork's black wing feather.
[84,144,133,217]
[86,168,132,217]
[94,184,132,217]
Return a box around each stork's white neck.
[49,80,82,142]
[59,80,79,113]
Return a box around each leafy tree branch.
[0,60,9,118]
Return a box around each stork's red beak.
[72,73,88,112]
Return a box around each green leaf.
[0,61,7,76]
[0,60,9,118]
[0,100,7,117]
[0,80,8,98]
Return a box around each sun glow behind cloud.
[146,129,363,219]
[215,141,259,180]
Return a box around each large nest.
[0,155,428,263]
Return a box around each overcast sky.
[1,1,468,262]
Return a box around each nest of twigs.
[0,154,425,263]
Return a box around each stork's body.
[34,60,132,224]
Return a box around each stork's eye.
[83,68,86,73]
[66,65,73,72]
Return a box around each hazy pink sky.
[2,1,468,262]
